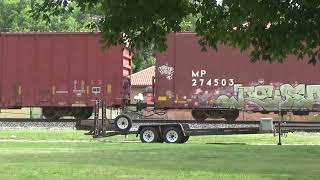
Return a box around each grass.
[0,130,319,179]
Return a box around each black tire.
[114,114,132,133]
[180,136,190,143]
[223,110,239,122]
[163,127,183,143]
[156,138,164,143]
[191,110,208,121]
[139,127,160,143]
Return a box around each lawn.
[0,130,319,179]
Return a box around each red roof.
[131,66,155,86]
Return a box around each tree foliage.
[32,0,320,64]
[196,0,320,64]
[0,0,93,32]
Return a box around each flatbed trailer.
[135,122,262,143]
[83,100,320,144]
[84,117,272,143]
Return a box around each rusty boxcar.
[0,32,131,119]
[154,32,320,121]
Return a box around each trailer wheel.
[114,114,132,132]
[223,110,239,122]
[139,127,160,143]
[191,110,208,121]
[180,136,190,143]
[163,127,183,143]
[157,138,164,143]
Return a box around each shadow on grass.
[205,142,247,145]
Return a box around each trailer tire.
[163,127,183,143]
[157,138,164,143]
[139,127,160,143]
[114,114,132,133]
[180,136,190,143]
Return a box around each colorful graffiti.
[214,84,320,111]
[193,83,320,111]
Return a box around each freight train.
[153,32,320,122]
[0,32,131,120]
[1,32,320,126]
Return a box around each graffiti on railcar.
[191,83,320,111]
[158,64,174,80]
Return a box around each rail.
[1,118,320,135]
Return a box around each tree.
[32,0,320,64]
[132,44,156,73]
[196,0,320,64]
[0,0,93,32]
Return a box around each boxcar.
[0,32,131,119]
[154,32,320,121]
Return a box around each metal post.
[30,108,32,119]
[238,87,245,121]
[93,99,100,137]
[277,118,282,145]
[277,102,282,146]
[109,107,113,124]
[101,98,107,135]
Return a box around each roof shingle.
[131,66,155,86]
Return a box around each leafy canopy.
[0,0,93,32]
[32,0,320,64]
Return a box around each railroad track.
[0,118,260,124]
[0,118,319,124]
[0,118,77,123]
[0,118,262,131]
[0,118,77,130]
[1,118,320,133]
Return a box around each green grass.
[0,130,320,179]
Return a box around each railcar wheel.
[191,110,208,121]
[114,114,132,133]
[75,121,82,130]
[140,127,160,143]
[208,110,223,119]
[163,127,183,143]
[223,110,239,122]
[43,108,61,120]
[292,111,309,116]
[180,136,190,143]
[72,108,93,119]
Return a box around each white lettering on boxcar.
[192,71,199,77]
[92,87,101,95]
[192,70,207,77]
[191,69,234,87]
[192,78,235,87]
[158,64,174,80]
[56,90,68,94]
